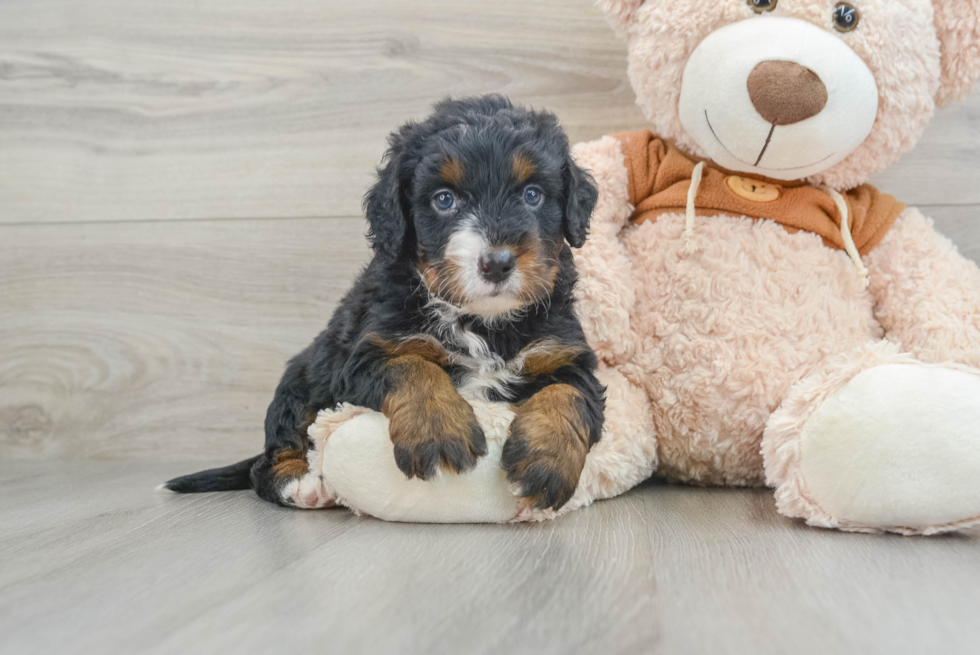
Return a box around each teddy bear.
[298,0,980,535]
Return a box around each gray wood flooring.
[2,461,979,655]
[3,0,980,653]
[2,0,979,461]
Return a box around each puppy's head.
[364,95,597,318]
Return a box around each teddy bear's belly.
[619,213,883,486]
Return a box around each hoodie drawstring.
[683,161,705,253]
[822,185,870,289]
[683,165,869,288]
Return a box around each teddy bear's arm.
[571,136,641,365]
[865,208,980,368]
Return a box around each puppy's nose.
[478,248,517,284]
[747,60,828,125]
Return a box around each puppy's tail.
[160,455,261,493]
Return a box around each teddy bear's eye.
[748,0,777,12]
[832,3,860,32]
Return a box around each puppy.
[165,95,604,511]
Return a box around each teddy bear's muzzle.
[677,16,879,181]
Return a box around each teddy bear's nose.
[747,60,828,125]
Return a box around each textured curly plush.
[306,0,980,533]
[564,0,980,535]
[598,0,975,189]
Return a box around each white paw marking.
[281,472,335,509]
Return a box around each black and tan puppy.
[165,95,604,511]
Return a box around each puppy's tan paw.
[501,384,590,511]
[383,356,487,480]
[390,416,487,480]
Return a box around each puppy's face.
[364,96,597,319]
[413,133,566,316]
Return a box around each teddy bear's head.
[599,0,980,188]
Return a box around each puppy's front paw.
[383,367,487,480]
[501,385,591,511]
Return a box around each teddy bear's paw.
[281,472,335,509]
[767,362,980,535]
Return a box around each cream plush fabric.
[304,0,980,533]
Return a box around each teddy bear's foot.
[763,343,980,535]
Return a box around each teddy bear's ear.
[596,0,645,38]
[934,0,980,106]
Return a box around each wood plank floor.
[1,0,979,462]
[3,1,980,653]
[1,461,979,655]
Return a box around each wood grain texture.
[1,461,978,655]
[6,207,973,462]
[0,0,643,224]
[1,0,978,225]
[0,217,371,460]
[3,4,980,653]
[0,2,978,461]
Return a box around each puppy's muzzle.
[478,247,517,285]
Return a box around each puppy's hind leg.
[251,448,335,509]
[254,358,334,509]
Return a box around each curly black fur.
[164,95,604,511]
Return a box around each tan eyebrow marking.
[440,157,465,185]
[512,153,536,183]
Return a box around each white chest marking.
[452,325,522,403]
[423,303,520,403]
[423,299,568,404]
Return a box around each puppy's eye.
[522,186,543,207]
[832,3,859,32]
[432,190,457,213]
[748,0,776,13]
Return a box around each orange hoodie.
[613,130,905,256]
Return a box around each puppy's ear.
[364,124,417,260]
[562,158,598,249]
